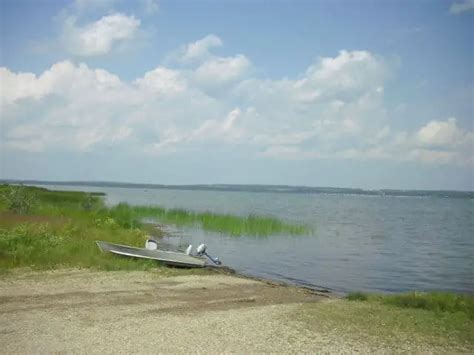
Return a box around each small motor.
[196,243,222,265]
[196,243,207,256]
[145,239,158,250]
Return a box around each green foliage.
[0,185,37,214]
[1,185,309,237]
[94,217,120,229]
[0,184,309,272]
[0,222,155,270]
[109,203,311,237]
[297,298,474,351]
[382,292,474,319]
[346,291,369,301]
[81,193,96,211]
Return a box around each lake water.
[39,184,473,294]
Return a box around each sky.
[0,0,473,190]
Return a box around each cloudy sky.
[1,0,473,190]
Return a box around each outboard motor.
[196,243,222,265]
[196,243,207,255]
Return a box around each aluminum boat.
[96,240,208,268]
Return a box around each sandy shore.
[1,269,470,354]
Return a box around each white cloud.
[1,38,472,167]
[449,0,474,14]
[0,68,50,103]
[62,13,140,56]
[149,108,243,155]
[135,67,187,94]
[416,117,466,147]
[178,35,251,88]
[194,54,251,87]
[303,50,389,99]
[191,108,242,141]
[1,61,135,152]
[1,61,124,105]
[181,34,222,62]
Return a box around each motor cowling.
[145,239,158,250]
[185,244,193,256]
[196,243,207,256]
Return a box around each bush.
[1,185,37,214]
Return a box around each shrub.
[1,185,37,214]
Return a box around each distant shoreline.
[2,179,473,199]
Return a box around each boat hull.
[96,241,207,268]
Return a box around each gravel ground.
[0,269,329,353]
[0,269,468,354]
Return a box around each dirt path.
[0,269,331,353]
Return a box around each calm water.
[41,184,474,294]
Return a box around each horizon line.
[1,178,473,194]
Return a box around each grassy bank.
[0,184,308,271]
[346,291,474,319]
[310,291,474,350]
[296,295,474,352]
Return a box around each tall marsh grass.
[109,203,311,236]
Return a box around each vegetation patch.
[296,298,474,352]
[0,184,308,272]
[346,291,369,301]
[0,185,164,271]
[345,291,474,319]
[109,203,311,236]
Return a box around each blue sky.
[1,0,473,190]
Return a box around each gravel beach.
[1,269,471,354]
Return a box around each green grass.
[337,291,474,350]
[0,221,156,271]
[296,298,474,352]
[0,185,166,271]
[346,291,474,319]
[0,184,309,271]
[109,203,311,236]
[346,291,369,301]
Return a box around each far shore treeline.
[1,179,473,199]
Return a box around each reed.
[109,203,311,236]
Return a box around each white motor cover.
[185,244,193,255]
[145,239,158,250]
[196,243,207,255]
